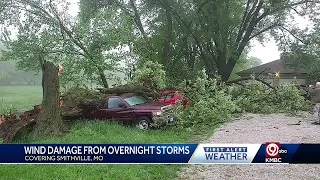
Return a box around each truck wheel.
[136,116,151,130]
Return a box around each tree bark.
[34,61,65,136]
[129,0,146,37]
[226,76,276,90]
[97,66,108,88]
[162,0,173,68]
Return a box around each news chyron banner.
[0,143,319,164]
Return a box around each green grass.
[0,85,42,114]
[2,121,190,180]
[0,85,199,180]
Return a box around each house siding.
[237,72,308,87]
[245,78,306,86]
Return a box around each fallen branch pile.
[0,85,160,143]
[0,105,40,143]
[61,85,160,117]
[60,87,109,117]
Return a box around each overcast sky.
[67,0,312,64]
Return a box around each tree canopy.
[1,0,320,87]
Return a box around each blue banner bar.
[0,143,320,164]
[0,144,198,164]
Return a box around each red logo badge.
[266,142,280,158]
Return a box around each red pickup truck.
[154,89,189,107]
[83,93,175,130]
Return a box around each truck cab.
[84,93,174,129]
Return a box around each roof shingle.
[236,59,310,75]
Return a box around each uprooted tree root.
[0,106,40,143]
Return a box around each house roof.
[236,59,310,75]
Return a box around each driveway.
[178,113,320,180]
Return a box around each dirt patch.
[178,113,320,180]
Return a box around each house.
[236,59,310,86]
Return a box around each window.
[108,98,123,109]
[273,78,279,87]
[123,95,147,106]
[161,93,174,99]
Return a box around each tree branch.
[47,50,85,57]
[49,1,89,58]
[129,0,146,37]
[226,76,276,90]
[291,7,305,16]
[236,0,259,46]
[249,23,279,40]
[278,25,306,44]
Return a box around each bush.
[275,84,310,112]
[233,82,310,114]
[130,61,166,90]
[174,76,310,129]
[174,73,237,129]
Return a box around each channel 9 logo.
[265,142,287,163]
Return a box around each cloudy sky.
[67,0,311,64]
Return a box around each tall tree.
[282,20,320,84]
[86,0,320,85]
[103,0,202,85]
[1,0,133,88]
[78,1,134,87]
[169,0,319,81]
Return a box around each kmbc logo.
[266,142,280,157]
[265,142,288,163]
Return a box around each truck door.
[105,97,133,123]
[92,100,109,120]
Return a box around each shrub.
[275,84,310,112]
[130,61,166,90]
[233,81,310,114]
[174,73,237,129]
[176,92,236,128]
[174,77,310,129]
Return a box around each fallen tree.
[60,87,109,117]
[0,105,40,143]
[226,76,276,90]
[98,84,160,99]
[0,84,161,142]
[60,84,161,117]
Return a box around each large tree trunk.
[97,66,109,88]
[162,0,173,69]
[34,61,65,136]
[222,58,237,82]
[129,0,146,36]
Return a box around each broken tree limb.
[226,77,276,90]
[0,106,40,143]
[1,118,36,143]
[97,84,161,99]
[60,84,161,118]
[60,87,110,117]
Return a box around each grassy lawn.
[0,85,42,114]
[0,85,196,180]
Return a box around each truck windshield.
[124,95,148,106]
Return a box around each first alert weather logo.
[203,147,248,161]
